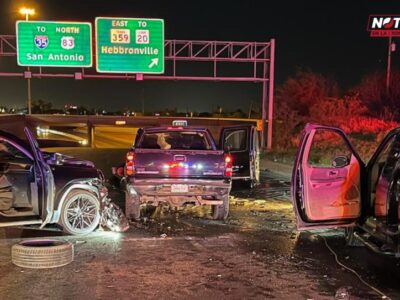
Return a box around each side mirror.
[332,156,349,168]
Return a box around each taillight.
[125,151,135,176]
[224,153,233,177]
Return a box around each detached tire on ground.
[12,239,74,269]
[212,195,230,220]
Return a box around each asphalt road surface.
[0,148,399,299]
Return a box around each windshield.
[138,131,211,150]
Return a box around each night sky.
[0,0,399,113]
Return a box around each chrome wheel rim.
[64,194,100,234]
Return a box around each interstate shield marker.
[16,21,92,67]
[95,17,164,73]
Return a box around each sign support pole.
[261,62,267,149]
[24,15,32,115]
[27,67,32,115]
[386,36,393,93]
[267,38,275,150]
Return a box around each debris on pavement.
[334,287,351,300]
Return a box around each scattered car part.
[11,239,73,269]
[101,197,129,232]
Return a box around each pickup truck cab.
[123,122,232,220]
[292,123,400,256]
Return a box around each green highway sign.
[95,17,164,73]
[16,21,92,67]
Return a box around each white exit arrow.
[148,58,159,68]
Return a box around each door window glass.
[224,129,247,152]
[0,140,31,162]
[307,129,352,168]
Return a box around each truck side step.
[353,232,395,256]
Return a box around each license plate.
[171,184,188,193]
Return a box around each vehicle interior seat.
[141,135,160,149]
[0,175,13,211]
[189,135,206,150]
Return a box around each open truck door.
[291,124,364,230]
[220,125,260,187]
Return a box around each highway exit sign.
[95,17,164,74]
[16,21,92,67]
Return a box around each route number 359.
[110,29,130,44]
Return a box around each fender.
[48,180,102,225]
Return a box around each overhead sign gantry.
[2,18,275,149]
[95,17,164,73]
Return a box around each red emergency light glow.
[167,126,183,130]
[164,162,189,169]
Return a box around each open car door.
[24,127,55,225]
[220,125,260,185]
[291,123,364,230]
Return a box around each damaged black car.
[0,127,128,235]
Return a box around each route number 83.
[61,36,75,50]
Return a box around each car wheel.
[125,192,141,221]
[12,239,73,269]
[344,227,364,247]
[212,195,230,220]
[60,189,100,235]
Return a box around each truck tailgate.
[134,148,225,178]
